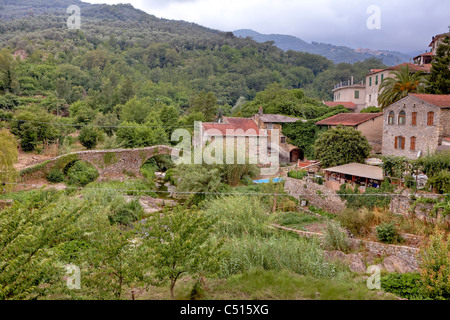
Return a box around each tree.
[145,207,221,299]
[378,65,425,109]
[427,36,450,94]
[419,229,450,299]
[314,125,371,167]
[79,125,100,150]
[189,90,218,122]
[0,49,19,94]
[0,129,18,193]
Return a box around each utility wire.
[0,117,195,128]
[2,182,448,197]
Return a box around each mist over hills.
[233,29,411,66]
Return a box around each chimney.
[259,106,263,115]
[351,76,354,86]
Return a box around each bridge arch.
[20,145,181,182]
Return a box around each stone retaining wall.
[284,177,346,214]
[274,224,420,270]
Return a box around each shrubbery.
[46,169,65,183]
[376,222,404,244]
[66,161,99,186]
[288,170,307,180]
[108,198,144,226]
[323,220,350,252]
[381,273,426,299]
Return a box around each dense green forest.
[0,0,389,152]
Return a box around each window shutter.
[394,137,398,149]
[401,137,405,149]
[412,112,417,125]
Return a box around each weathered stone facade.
[20,145,180,182]
[284,177,346,214]
[382,94,450,159]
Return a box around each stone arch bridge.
[20,145,180,182]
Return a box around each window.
[267,123,274,130]
[355,90,359,99]
[388,111,395,125]
[369,95,372,102]
[369,77,372,86]
[395,136,405,150]
[376,75,379,85]
[412,112,417,125]
[427,112,434,125]
[281,136,286,144]
[410,137,416,151]
[398,110,406,125]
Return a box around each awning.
[324,163,384,181]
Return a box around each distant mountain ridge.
[233,29,410,66]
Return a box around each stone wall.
[284,177,346,214]
[274,224,420,271]
[382,95,445,159]
[20,145,180,182]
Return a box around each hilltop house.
[323,32,447,112]
[382,94,450,159]
[315,113,384,153]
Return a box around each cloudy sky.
[85,0,449,54]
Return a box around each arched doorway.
[290,148,303,163]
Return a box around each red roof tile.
[316,113,383,126]
[323,101,357,110]
[409,94,450,108]
[368,63,432,76]
[202,117,266,136]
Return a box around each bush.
[78,125,100,150]
[323,220,350,252]
[288,170,307,180]
[376,222,404,244]
[419,230,450,299]
[337,208,373,237]
[427,170,450,194]
[108,198,144,226]
[66,161,99,186]
[46,169,64,183]
[381,273,427,300]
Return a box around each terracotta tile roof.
[387,63,431,73]
[414,52,434,58]
[409,94,450,108]
[368,63,432,76]
[202,117,266,136]
[322,101,357,110]
[315,113,383,126]
[429,32,450,47]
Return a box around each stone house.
[315,112,384,153]
[382,94,450,159]
[200,108,304,164]
[251,107,304,163]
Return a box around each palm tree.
[378,65,426,109]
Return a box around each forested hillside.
[234,29,410,65]
[0,0,388,153]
